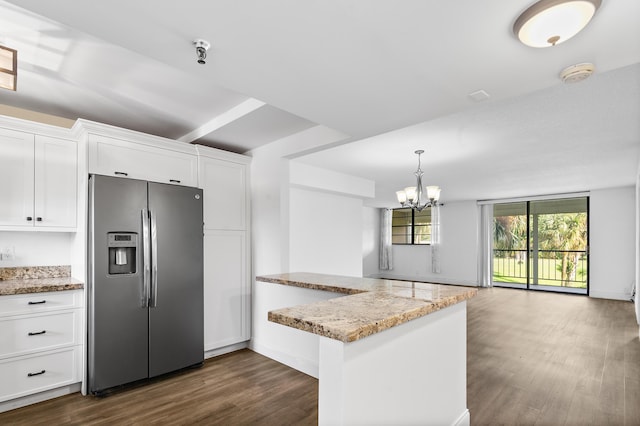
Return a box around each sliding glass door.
[493,197,588,294]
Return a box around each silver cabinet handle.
[150,209,158,308]
[142,209,150,308]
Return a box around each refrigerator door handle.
[142,208,151,308]
[150,209,158,308]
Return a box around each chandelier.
[396,150,440,211]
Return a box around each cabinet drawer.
[0,346,80,402]
[89,134,198,186]
[0,311,80,359]
[0,291,82,317]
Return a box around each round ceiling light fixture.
[513,0,601,48]
[560,62,595,83]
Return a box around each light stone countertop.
[257,272,477,342]
[0,266,84,295]
[0,277,84,295]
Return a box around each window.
[392,207,432,244]
[492,196,588,295]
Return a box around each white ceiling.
[1,0,639,206]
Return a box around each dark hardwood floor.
[1,287,638,425]
[0,350,318,425]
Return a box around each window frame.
[391,207,432,245]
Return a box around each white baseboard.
[453,409,470,426]
[204,341,249,359]
[249,341,318,379]
[0,383,81,414]
[589,290,633,301]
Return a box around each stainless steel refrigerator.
[87,174,204,395]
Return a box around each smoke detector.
[560,63,595,83]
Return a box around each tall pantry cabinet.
[196,146,251,356]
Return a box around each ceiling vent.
[560,63,595,83]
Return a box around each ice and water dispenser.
[107,233,137,275]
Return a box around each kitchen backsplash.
[0,265,71,280]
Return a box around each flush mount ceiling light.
[513,0,601,48]
[396,150,441,212]
[0,45,17,91]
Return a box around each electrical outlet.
[0,247,15,261]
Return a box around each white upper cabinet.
[0,128,35,227]
[87,134,198,187]
[34,136,78,228]
[198,156,248,230]
[0,127,77,230]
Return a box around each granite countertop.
[257,272,477,343]
[0,266,84,296]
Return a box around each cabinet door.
[89,134,198,186]
[0,346,81,403]
[0,310,79,359]
[199,157,247,230]
[0,128,34,226]
[203,230,250,351]
[34,136,77,228]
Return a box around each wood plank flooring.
[1,287,638,425]
[467,288,640,426]
[0,350,318,425]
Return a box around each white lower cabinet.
[0,346,81,402]
[203,230,250,351]
[0,290,83,403]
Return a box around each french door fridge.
[88,174,204,395]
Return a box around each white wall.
[289,187,363,276]
[250,153,290,276]
[364,201,479,286]
[362,207,379,276]
[249,128,375,370]
[0,231,73,267]
[590,186,636,300]
[287,162,373,277]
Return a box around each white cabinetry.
[0,290,83,404]
[197,147,251,354]
[199,157,247,230]
[204,230,249,349]
[0,127,77,230]
[84,123,198,187]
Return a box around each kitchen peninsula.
[255,272,477,426]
